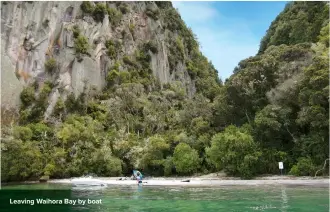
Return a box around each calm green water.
[1,183,329,212]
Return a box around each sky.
[172,1,287,80]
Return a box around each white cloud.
[173,2,260,80]
[172,2,218,22]
[193,26,259,80]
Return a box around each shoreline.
[48,176,329,187]
[3,176,329,187]
[50,180,329,187]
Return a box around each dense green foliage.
[212,2,329,178]
[207,125,261,179]
[259,2,329,53]
[1,2,329,182]
[93,3,108,22]
[44,58,57,73]
[80,1,94,14]
[74,35,89,55]
[143,41,158,54]
[19,82,53,124]
[72,25,80,38]
[20,87,35,107]
[173,143,200,175]
[80,2,123,25]
[105,40,122,59]
[107,7,123,26]
[289,157,317,176]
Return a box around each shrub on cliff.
[105,40,122,59]
[93,3,107,22]
[72,25,80,38]
[143,41,158,54]
[45,58,57,73]
[118,3,129,14]
[74,35,89,55]
[129,23,135,38]
[155,1,172,9]
[53,98,65,117]
[80,1,94,14]
[123,56,138,68]
[107,7,122,26]
[20,86,35,107]
[145,6,160,20]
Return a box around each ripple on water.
[2,184,328,212]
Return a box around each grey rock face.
[1,1,196,118]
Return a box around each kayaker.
[136,172,142,184]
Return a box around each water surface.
[2,183,329,212]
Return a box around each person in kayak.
[136,172,142,184]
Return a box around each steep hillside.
[1,1,221,181]
[1,1,329,182]
[258,1,329,53]
[211,1,329,177]
[1,1,220,123]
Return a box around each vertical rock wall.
[1,1,196,119]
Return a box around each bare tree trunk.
[314,159,329,177]
[285,125,296,142]
[245,109,252,126]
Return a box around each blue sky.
[172,1,287,80]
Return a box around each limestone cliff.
[1,1,217,122]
